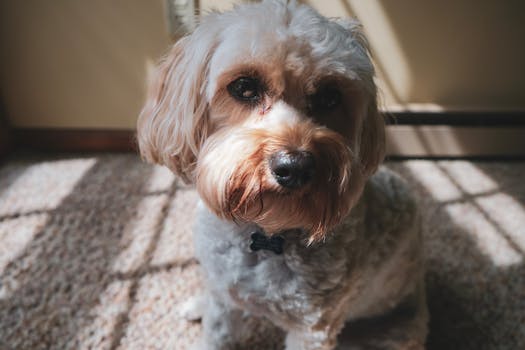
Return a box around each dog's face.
[137,0,384,242]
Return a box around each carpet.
[0,153,523,349]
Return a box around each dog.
[137,1,428,349]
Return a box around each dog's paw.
[184,337,205,350]
[178,294,205,321]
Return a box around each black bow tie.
[250,231,285,255]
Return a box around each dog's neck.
[248,228,305,255]
[246,194,368,255]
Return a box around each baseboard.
[0,130,10,160]
[7,111,525,158]
[0,110,11,161]
[386,125,525,158]
[385,110,525,158]
[385,110,525,127]
[13,128,137,153]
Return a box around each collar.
[249,230,285,255]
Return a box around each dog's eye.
[310,86,342,112]
[227,77,262,103]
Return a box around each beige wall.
[354,0,525,111]
[1,0,524,129]
[0,0,170,129]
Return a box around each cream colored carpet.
[0,153,523,349]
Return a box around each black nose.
[269,150,315,189]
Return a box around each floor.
[0,153,524,349]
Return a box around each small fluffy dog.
[137,1,428,349]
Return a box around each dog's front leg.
[198,293,246,350]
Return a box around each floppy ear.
[137,29,216,183]
[336,18,385,176]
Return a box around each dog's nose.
[269,150,315,189]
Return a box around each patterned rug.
[0,153,523,349]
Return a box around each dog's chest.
[193,202,357,321]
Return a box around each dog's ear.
[359,101,385,176]
[336,18,385,176]
[137,30,216,183]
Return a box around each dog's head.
[137,0,384,242]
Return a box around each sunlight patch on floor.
[476,193,525,253]
[0,158,98,298]
[73,279,132,350]
[151,189,198,267]
[111,193,171,274]
[144,165,176,194]
[444,202,522,267]
[116,267,202,349]
[0,214,49,298]
[0,158,97,217]
[404,161,463,202]
[405,160,523,267]
[439,162,499,195]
